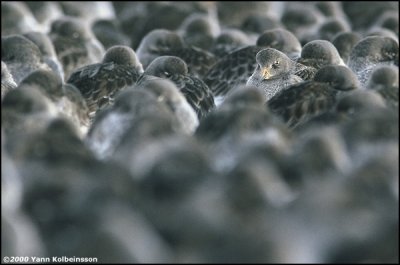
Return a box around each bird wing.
[67,62,140,114]
[293,62,317,81]
[268,82,336,128]
[180,75,216,120]
[203,46,263,97]
[171,46,217,78]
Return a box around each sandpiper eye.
[272,60,280,69]
[164,71,171,77]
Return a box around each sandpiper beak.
[262,67,272,79]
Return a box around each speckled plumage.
[204,45,264,104]
[267,65,359,129]
[67,45,143,118]
[246,48,310,101]
[142,55,215,120]
[204,29,304,105]
[136,29,216,78]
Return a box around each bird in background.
[22,31,65,82]
[2,34,52,85]
[210,28,253,59]
[348,36,398,86]
[24,2,64,33]
[18,69,90,137]
[136,28,216,78]
[49,16,106,80]
[331,31,362,64]
[1,85,58,146]
[86,87,179,160]
[297,39,347,72]
[1,1,42,35]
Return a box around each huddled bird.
[280,3,325,44]
[347,36,399,86]
[340,106,398,163]
[335,89,387,118]
[135,75,199,134]
[302,17,351,43]
[288,127,352,185]
[22,31,65,82]
[372,10,399,36]
[204,45,265,105]
[49,16,106,80]
[331,31,362,64]
[1,85,58,151]
[2,34,52,84]
[67,45,143,118]
[296,39,346,72]
[58,1,116,23]
[240,14,283,36]
[24,1,64,33]
[216,2,272,28]
[177,13,220,51]
[366,65,398,109]
[1,1,42,35]
[18,69,90,136]
[246,48,309,101]
[266,65,359,129]
[141,55,215,120]
[210,28,252,59]
[195,85,290,173]
[111,110,185,178]
[203,29,304,105]
[2,1,399,263]
[91,19,132,50]
[86,87,178,160]
[136,29,217,78]
[255,28,302,60]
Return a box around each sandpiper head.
[255,48,294,80]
